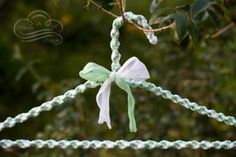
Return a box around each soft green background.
[0,0,236,156]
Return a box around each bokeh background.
[1,0,236,156]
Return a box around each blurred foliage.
[149,0,234,44]
[0,0,236,156]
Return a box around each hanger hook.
[110,12,158,71]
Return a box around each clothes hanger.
[1,12,236,150]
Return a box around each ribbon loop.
[117,57,150,80]
[79,62,110,82]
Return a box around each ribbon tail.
[115,77,137,132]
[96,79,112,129]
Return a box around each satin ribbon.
[79,57,150,132]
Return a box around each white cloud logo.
[14,10,63,45]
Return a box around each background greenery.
[0,0,236,156]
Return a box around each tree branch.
[88,0,173,33]
[132,22,174,32]
[116,0,126,24]
[89,0,118,18]
[211,22,235,38]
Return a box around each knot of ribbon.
[79,57,150,132]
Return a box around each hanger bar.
[0,80,235,133]
[0,139,235,149]
[127,80,236,127]
[0,81,98,132]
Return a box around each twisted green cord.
[0,81,98,131]
[110,12,158,71]
[0,12,236,149]
[1,140,236,149]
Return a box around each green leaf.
[207,9,219,26]
[149,0,164,13]
[32,82,41,93]
[15,66,28,81]
[191,0,211,18]
[175,12,189,41]
[101,0,115,10]
[175,4,191,12]
[188,19,199,44]
[158,13,175,26]
[149,8,175,25]
[15,60,39,81]
[180,34,190,47]
[150,0,158,13]
[216,2,231,21]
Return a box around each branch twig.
[15,47,52,92]
[88,0,173,33]
[89,0,117,18]
[132,22,174,32]
[116,0,126,24]
[211,22,235,38]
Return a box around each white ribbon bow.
[96,57,150,129]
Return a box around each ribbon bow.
[79,57,150,132]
